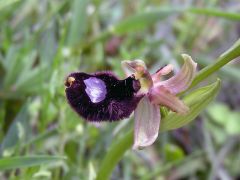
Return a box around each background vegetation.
[0,0,240,179]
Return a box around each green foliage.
[207,103,240,135]
[0,0,19,11]
[112,7,182,35]
[161,80,221,131]
[0,0,240,179]
[188,8,240,20]
[0,155,66,171]
[67,0,88,46]
[96,131,133,180]
[0,104,30,157]
[163,143,184,162]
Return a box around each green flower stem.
[190,38,240,88]
[96,130,133,180]
[96,39,240,180]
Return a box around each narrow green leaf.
[112,8,182,35]
[0,104,30,157]
[0,0,19,11]
[84,7,182,49]
[0,155,66,171]
[160,79,221,131]
[195,57,240,81]
[0,46,16,71]
[3,46,21,88]
[67,0,88,46]
[142,151,204,180]
[14,63,48,93]
[190,38,240,88]
[22,127,58,148]
[96,131,133,180]
[188,8,240,20]
[39,24,58,64]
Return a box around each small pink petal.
[149,86,189,114]
[133,96,161,150]
[155,54,197,94]
[152,64,174,83]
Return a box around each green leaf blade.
[112,8,182,35]
[188,8,240,21]
[160,79,221,131]
[67,0,89,46]
[0,0,19,11]
[96,131,133,180]
[0,155,66,171]
[190,39,240,88]
[0,104,30,157]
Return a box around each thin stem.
[96,130,133,180]
[190,39,240,88]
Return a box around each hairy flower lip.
[65,72,142,122]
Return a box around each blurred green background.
[0,0,240,179]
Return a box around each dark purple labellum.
[65,71,142,122]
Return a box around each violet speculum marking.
[83,77,107,103]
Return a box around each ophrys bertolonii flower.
[65,54,197,149]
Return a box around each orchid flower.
[65,54,197,150]
[121,54,197,149]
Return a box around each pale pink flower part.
[122,54,197,149]
[133,96,160,149]
[154,54,197,95]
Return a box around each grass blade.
[112,7,182,34]
[96,131,133,180]
[0,104,29,157]
[67,0,88,46]
[0,155,66,171]
[188,8,240,20]
[0,0,19,11]
[190,38,240,88]
[160,79,221,131]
